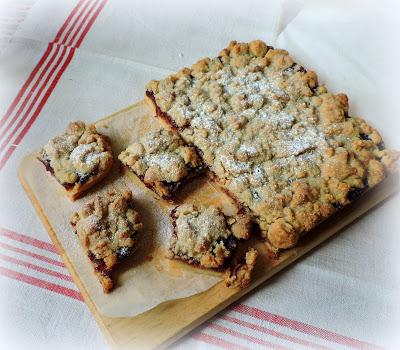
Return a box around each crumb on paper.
[224,248,258,289]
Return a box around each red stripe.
[208,322,291,350]
[0,253,73,282]
[192,332,251,350]
[0,47,76,170]
[0,44,60,142]
[234,304,384,350]
[75,0,107,48]
[53,0,86,43]
[221,315,334,350]
[0,44,53,130]
[0,266,82,301]
[0,44,59,138]
[0,45,65,150]
[0,0,86,131]
[0,145,16,170]
[11,47,75,144]
[60,0,92,45]
[0,242,65,268]
[0,0,106,170]
[0,227,58,254]
[67,0,100,47]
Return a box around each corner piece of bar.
[70,191,142,293]
[38,121,113,200]
[145,39,399,253]
[118,129,204,201]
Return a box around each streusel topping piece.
[40,121,113,186]
[168,204,250,269]
[119,129,203,198]
[224,248,258,289]
[70,191,142,293]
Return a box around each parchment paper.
[5,1,400,348]
[20,101,244,317]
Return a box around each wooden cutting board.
[18,100,400,350]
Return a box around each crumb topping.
[119,129,201,183]
[224,248,258,289]
[70,191,142,293]
[169,204,242,268]
[118,129,203,198]
[40,121,113,185]
[147,40,399,250]
[174,204,230,257]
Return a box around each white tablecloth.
[0,0,399,349]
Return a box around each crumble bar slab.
[118,129,204,200]
[146,40,399,252]
[168,204,251,269]
[39,121,113,200]
[70,191,142,293]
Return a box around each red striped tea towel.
[0,0,399,349]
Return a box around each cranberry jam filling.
[39,157,97,190]
[146,90,180,131]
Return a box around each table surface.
[0,1,399,349]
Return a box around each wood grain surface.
[18,100,400,349]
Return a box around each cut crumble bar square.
[118,129,204,200]
[39,121,113,200]
[70,191,142,293]
[168,203,251,269]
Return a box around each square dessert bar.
[70,191,142,293]
[146,40,399,252]
[168,204,251,269]
[118,129,204,200]
[39,121,113,200]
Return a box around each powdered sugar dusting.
[256,111,295,129]
[273,127,326,158]
[41,123,111,184]
[156,47,333,215]
[173,205,231,261]
[69,143,108,176]
[143,153,180,169]
[220,154,251,174]
[238,143,258,156]
[172,63,329,193]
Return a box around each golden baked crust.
[224,248,258,289]
[70,191,142,293]
[39,121,113,200]
[118,129,203,200]
[146,40,399,252]
[168,204,251,269]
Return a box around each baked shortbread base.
[39,121,113,201]
[70,191,142,293]
[145,40,399,252]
